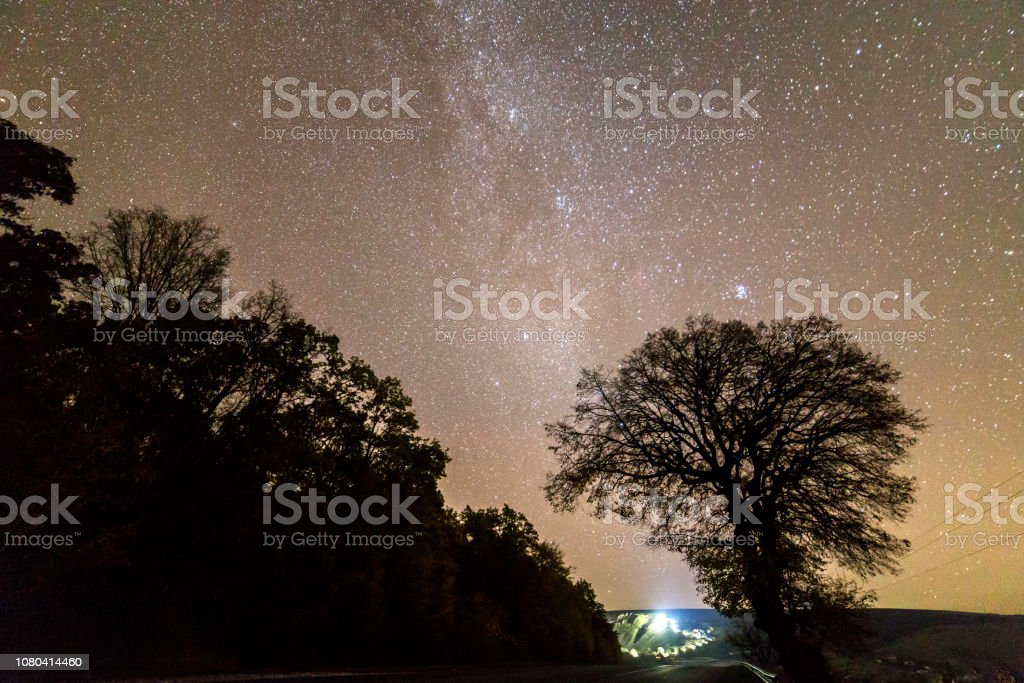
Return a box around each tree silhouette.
[454,506,621,663]
[79,206,233,320]
[0,119,77,220]
[0,120,95,490]
[1,121,619,671]
[545,315,924,681]
[0,130,619,669]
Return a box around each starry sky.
[2,1,1021,613]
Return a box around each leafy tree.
[79,206,233,321]
[0,121,95,487]
[0,119,76,220]
[0,122,98,657]
[0,127,619,669]
[453,506,621,663]
[545,315,924,682]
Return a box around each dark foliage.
[0,124,618,672]
[0,118,76,219]
[546,316,924,682]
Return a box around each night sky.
[2,1,1021,613]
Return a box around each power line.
[865,475,1024,593]
[901,480,1024,561]
[872,542,996,592]
[902,470,1023,550]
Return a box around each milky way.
[2,1,1021,612]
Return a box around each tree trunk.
[740,524,834,683]
[751,600,833,682]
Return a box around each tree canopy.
[0,122,619,672]
[546,315,924,681]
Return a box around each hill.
[608,609,1024,681]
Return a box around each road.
[125,661,767,683]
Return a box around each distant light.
[649,613,681,635]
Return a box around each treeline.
[0,119,620,672]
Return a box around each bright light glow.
[649,613,681,634]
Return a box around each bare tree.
[80,206,232,319]
[545,315,924,682]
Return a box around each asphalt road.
[124,661,766,683]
